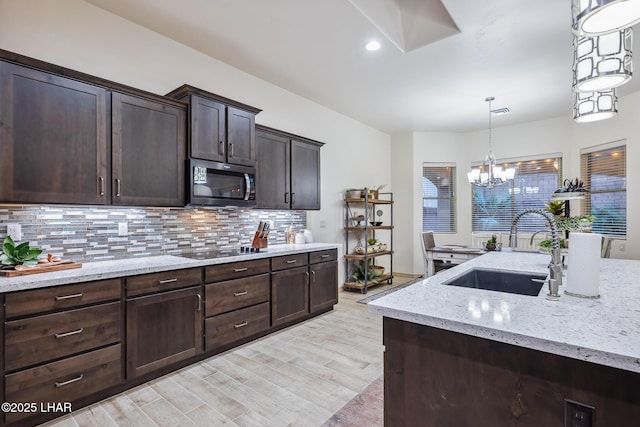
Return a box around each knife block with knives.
[251,220,270,249]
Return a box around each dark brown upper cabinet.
[111,92,186,206]
[256,126,323,210]
[166,85,261,167]
[0,61,109,205]
[0,50,188,207]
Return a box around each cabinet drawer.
[271,253,309,271]
[205,273,270,316]
[205,258,270,283]
[433,253,471,262]
[5,344,122,424]
[205,302,270,351]
[127,268,202,297]
[5,302,121,372]
[309,249,337,264]
[4,278,121,319]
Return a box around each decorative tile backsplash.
[0,205,306,262]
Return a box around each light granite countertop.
[368,250,640,374]
[0,243,340,293]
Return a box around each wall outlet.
[118,222,128,237]
[619,242,626,252]
[7,224,22,241]
[319,220,327,228]
[565,399,594,427]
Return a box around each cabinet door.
[310,261,338,313]
[271,266,309,327]
[256,130,290,209]
[126,286,203,379]
[112,92,186,206]
[227,106,256,167]
[291,139,321,210]
[190,95,226,162]
[0,61,109,204]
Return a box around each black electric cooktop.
[178,247,267,260]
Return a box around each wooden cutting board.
[0,260,82,277]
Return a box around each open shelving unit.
[343,188,394,293]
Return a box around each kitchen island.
[369,250,640,426]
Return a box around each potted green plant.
[351,259,382,284]
[544,200,565,217]
[0,236,42,268]
[484,235,498,251]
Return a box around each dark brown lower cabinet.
[383,317,640,427]
[126,286,203,379]
[0,250,338,426]
[309,250,338,313]
[271,265,310,327]
[4,344,122,425]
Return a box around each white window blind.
[422,163,456,232]
[581,142,626,237]
[472,155,562,233]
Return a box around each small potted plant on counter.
[0,236,42,269]
[484,235,498,251]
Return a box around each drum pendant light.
[573,89,618,122]
[573,28,632,92]
[572,0,640,37]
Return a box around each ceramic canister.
[295,232,306,244]
[303,229,313,243]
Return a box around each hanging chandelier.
[467,97,515,189]
[572,0,640,37]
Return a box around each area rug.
[321,375,384,427]
[357,276,423,304]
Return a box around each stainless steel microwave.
[187,159,256,207]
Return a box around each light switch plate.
[7,224,22,241]
[118,222,128,237]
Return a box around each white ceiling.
[84,0,640,134]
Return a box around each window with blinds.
[422,163,456,232]
[472,155,562,233]
[580,142,626,237]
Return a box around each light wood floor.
[39,282,405,427]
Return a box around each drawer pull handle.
[234,267,248,272]
[286,259,297,264]
[115,178,121,197]
[99,176,105,196]
[234,291,248,297]
[158,278,178,284]
[55,328,84,339]
[311,270,316,283]
[55,374,84,388]
[321,254,330,258]
[55,293,83,301]
[305,271,310,285]
[234,321,248,329]
[196,293,202,312]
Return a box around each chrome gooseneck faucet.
[509,209,562,299]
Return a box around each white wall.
[0,0,391,283]
[393,96,639,274]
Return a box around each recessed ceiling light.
[365,40,381,51]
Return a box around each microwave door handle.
[244,173,251,200]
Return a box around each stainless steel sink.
[443,268,547,296]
